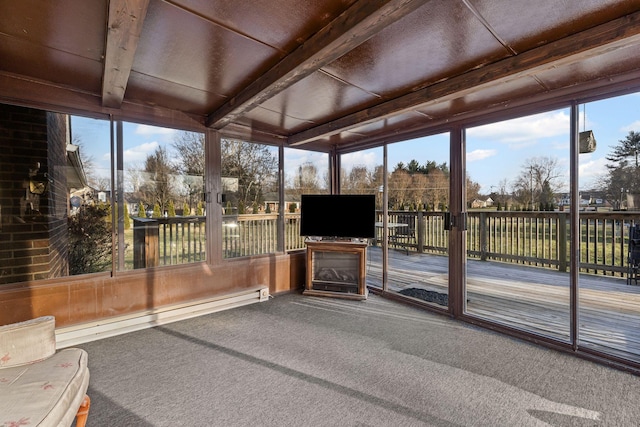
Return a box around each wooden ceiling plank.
[101,0,150,108]
[205,0,433,129]
[288,11,640,146]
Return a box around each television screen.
[300,194,376,239]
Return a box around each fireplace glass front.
[311,250,359,294]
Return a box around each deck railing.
[382,210,638,278]
[222,213,305,257]
[133,217,206,268]
[134,211,640,277]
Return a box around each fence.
[384,210,638,278]
[134,211,640,277]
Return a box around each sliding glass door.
[383,134,451,309]
[464,110,572,341]
[577,93,640,364]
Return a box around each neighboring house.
[471,197,493,208]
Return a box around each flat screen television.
[300,194,376,239]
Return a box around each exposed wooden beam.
[205,0,432,129]
[288,11,640,146]
[0,72,205,132]
[101,0,150,109]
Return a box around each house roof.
[66,143,88,190]
[2,1,640,152]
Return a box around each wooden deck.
[365,246,640,364]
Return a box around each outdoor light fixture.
[28,162,50,195]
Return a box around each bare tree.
[466,174,481,208]
[173,131,205,176]
[341,165,376,194]
[388,169,412,209]
[172,132,206,211]
[287,162,322,200]
[512,156,563,209]
[221,138,278,208]
[492,178,511,209]
[409,173,429,209]
[141,146,177,213]
[427,169,449,210]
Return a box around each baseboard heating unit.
[55,286,269,348]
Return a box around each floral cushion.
[0,316,56,368]
[0,316,89,427]
[0,348,89,427]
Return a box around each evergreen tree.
[603,130,640,205]
[124,203,131,229]
[607,131,640,168]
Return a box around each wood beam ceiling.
[101,0,150,108]
[205,0,432,129]
[288,10,640,147]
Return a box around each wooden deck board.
[365,246,640,362]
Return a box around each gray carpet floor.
[78,292,640,426]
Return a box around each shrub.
[68,204,112,275]
[167,200,176,217]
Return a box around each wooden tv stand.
[304,240,368,300]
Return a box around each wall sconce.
[28,162,51,195]
[29,176,48,195]
[579,130,596,153]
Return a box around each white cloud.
[621,120,640,133]
[123,141,159,164]
[134,124,177,136]
[467,149,497,162]
[579,156,608,184]
[340,150,378,172]
[284,149,329,185]
[467,111,569,146]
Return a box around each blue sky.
[340,92,640,194]
[71,120,188,180]
[73,92,639,195]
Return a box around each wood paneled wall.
[0,251,306,327]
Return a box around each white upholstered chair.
[0,316,90,427]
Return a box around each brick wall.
[0,104,69,284]
[46,112,70,278]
